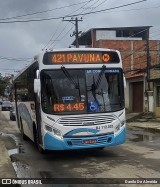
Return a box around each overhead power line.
[42,21,63,50]
[0,56,31,61]
[0,1,93,21]
[67,0,94,16]
[0,68,20,70]
[77,0,147,16]
[52,25,75,48]
[0,0,147,23]
[40,0,94,50]
[100,4,160,15]
[42,0,104,50]
[78,0,104,19]
[47,22,71,49]
[123,41,160,70]
[63,17,83,48]
[122,33,160,62]
[92,0,107,9]
[122,45,146,61]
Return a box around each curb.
[126,113,143,123]
[0,141,17,178]
[127,123,160,133]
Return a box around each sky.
[0,0,160,76]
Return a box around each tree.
[0,80,5,96]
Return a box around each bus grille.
[58,115,117,126]
[65,134,114,147]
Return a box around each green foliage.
[0,77,5,96]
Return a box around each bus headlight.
[45,124,63,140]
[115,124,120,133]
[45,125,52,132]
[52,128,63,140]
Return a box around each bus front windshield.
[41,68,124,115]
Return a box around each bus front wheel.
[33,125,46,154]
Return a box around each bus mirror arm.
[123,77,126,88]
[34,79,41,95]
[36,70,40,78]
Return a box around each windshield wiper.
[61,66,82,101]
[95,65,106,89]
[90,65,106,106]
[91,65,106,91]
[61,66,79,89]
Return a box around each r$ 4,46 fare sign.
[54,102,85,112]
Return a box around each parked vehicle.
[9,106,16,121]
[1,101,12,111]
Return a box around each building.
[72,26,160,115]
[149,65,160,117]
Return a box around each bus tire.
[37,143,46,154]
[20,119,28,140]
[33,125,46,154]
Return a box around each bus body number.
[96,124,113,130]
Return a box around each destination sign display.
[43,51,120,64]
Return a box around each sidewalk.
[126,112,160,132]
[0,141,16,178]
[126,112,142,122]
[0,110,18,180]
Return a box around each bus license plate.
[83,139,97,144]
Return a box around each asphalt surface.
[0,110,160,187]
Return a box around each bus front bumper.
[44,127,126,150]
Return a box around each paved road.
[0,111,160,187]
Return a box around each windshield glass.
[41,68,124,114]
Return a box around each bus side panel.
[14,61,38,142]
[17,102,35,141]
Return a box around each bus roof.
[14,48,121,80]
[43,47,119,54]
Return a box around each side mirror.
[34,79,40,94]
[36,70,40,78]
[123,77,126,88]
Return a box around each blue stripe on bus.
[64,128,100,136]
[44,127,125,150]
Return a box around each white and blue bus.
[14,48,126,152]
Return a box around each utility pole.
[146,28,151,112]
[63,17,83,48]
[146,39,150,89]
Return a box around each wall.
[90,30,160,112]
[154,82,160,117]
[94,39,160,78]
